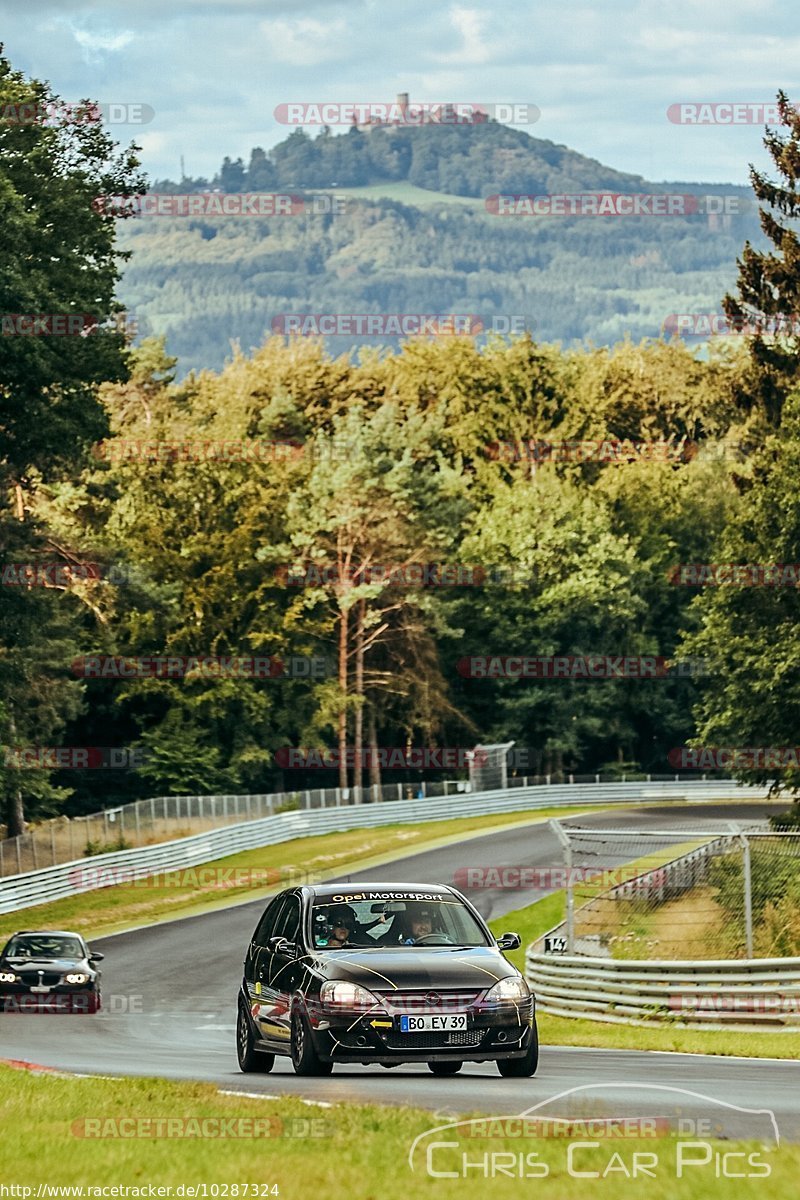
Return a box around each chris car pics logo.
[408,1084,779,1179]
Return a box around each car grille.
[385,1029,484,1050]
[377,989,484,1011]
[18,971,62,986]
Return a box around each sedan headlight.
[64,973,90,985]
[320,981,380,1009]
[0,971,17,984]
[485,975,531,1003]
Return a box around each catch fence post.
[729,823,754,959]
[550,820,574,953]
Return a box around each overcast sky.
[1,0,796,185]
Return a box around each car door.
[267,893,304,1047]
[245,896,288,1043]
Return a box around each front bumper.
[0,985,99,1013]
[306,999,536,1063]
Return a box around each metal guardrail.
[525,951,800,1029]
[0,779,766,914]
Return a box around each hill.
[117,121,762,375]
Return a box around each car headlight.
[320,981,380,1009]
[64,973,90,985]
[0,971,17,984]
[485,975,531,1003]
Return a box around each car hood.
[3,957,91,972]
[311,945,517,990]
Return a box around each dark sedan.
[0,930,104,1013]
[236,882,537,1077]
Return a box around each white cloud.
[2,0,798,183]
[71,28,135,53]
[256,16,349,66]
[431,6,496,66]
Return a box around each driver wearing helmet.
[320,903,359,948]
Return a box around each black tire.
[237,1000,275,1073]
[290,1009,333,1076]
[497,1023,539,1077]
[428,1061,463,1076]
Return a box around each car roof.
[307,882,456,899]
[6,930,86,939]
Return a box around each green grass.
[0,1064,792,1198]
[537,1012,800,1058]
[0,804,612,944]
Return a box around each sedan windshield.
[310,897,490,949]
[4,935,84,959]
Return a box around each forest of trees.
[2,50,800,834]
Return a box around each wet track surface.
[2,802,798,1140]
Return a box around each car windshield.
[310,896,490,949]
[4,935,84,959]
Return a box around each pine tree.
[723,91,800,426]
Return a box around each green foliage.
[709,847,800,956]
[82,836,132,857]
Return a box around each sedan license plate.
[399,1013,467,1033]
[29,985,52,994]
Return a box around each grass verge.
[0,1063,791,1198]
[0,804,611,944]
[488,887,800,1060]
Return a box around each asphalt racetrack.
[2,801,798,1141]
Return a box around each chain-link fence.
[1,768,740,878]
[542,821,800,961]
[0,777,482,876]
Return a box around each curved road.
[2,802,798,1141]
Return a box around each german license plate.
[29,985,51,994]
[399,1013,467,1032]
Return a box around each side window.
[253,897,286,947]
[274,895,301,943]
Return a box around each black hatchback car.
[0,930,104,1013]
[236,882,537,1077]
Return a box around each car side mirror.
[496,932,521,950]
[89,951,105,962]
